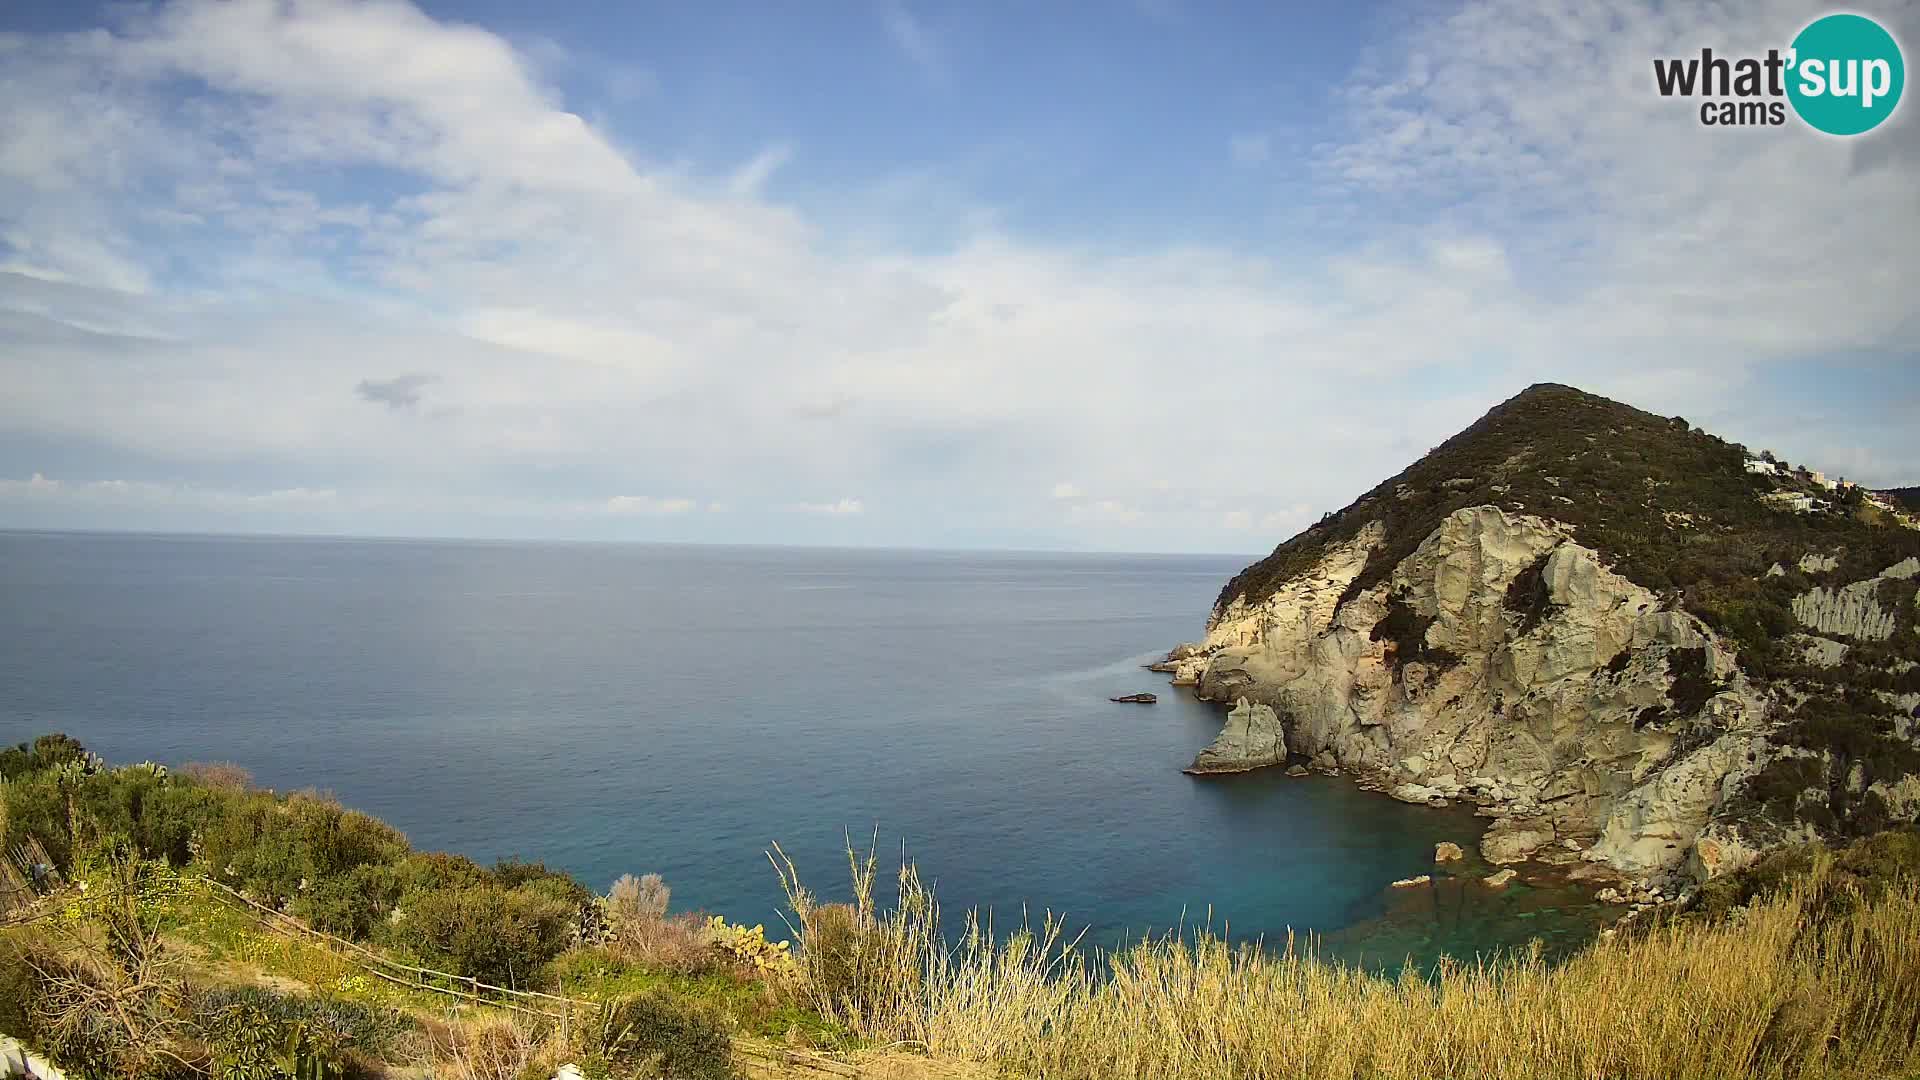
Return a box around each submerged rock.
[1110,692,1157,704]
[1435,841,1464,863]
[1483,868,1518,887]
[1391,874,1432,888]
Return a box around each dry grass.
[775,845,1920,1080]
[605,909,726,976]
[436,1014,555,1080]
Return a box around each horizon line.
[0,524,1270,562]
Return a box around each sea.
[0,530,1613,968]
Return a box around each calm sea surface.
[0,531,1610,966]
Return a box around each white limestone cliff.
[1169,506,1782,888]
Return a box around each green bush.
[293,867,393,940]
[0,733,89,780]
[1,772,71,867]
[384,883,574,987]
[205,1000,349,1080]
[592,989,736,1080]
[391,851,489,900]
[190,985,412,1067]
[1679,827,1920,926]
[493,856,595,908]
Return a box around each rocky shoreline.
[1147,503,1918,909]
[1165,687,1663,909]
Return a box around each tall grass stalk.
[773,845,1920,1080]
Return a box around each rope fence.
[194,878,601,1029]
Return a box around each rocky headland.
[1162,385,1920,898]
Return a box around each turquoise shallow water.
[0,530,1606,967]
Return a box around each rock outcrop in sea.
[1184,697,1285,774]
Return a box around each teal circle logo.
[1787,13,1905,135]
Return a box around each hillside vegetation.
[8,736,1920,1079]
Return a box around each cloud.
[249,486,338,506]
[879,2,942,79]
[729,143,794,195]
[605,494,698,515]
[0,0,1913,553]
[1070,499,1142,525]
[354,373,438,411]
[0,472,62,496]
[795,498,865,515]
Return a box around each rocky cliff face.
[1169,503,1920,891]
[1167,386,1920,894]
[1790,557,1919,641]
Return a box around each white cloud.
[0,472,63,496]
[729,143,794,195]
[795,498,865,516]
[1071,499,1143,525]
[0,0,1913,553]
[879,2,942,79]
[605,494,698,515]
[249,487,338,506]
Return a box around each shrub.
[384,883,573,988]
[1,772,72,868]
[494,858,594,911]
[1369,598,1460,672]
[592,990,735,1080]
[391,851,489,900]
[771,839,936,1032]
[796,902,862,1008]
[205,1001,350,1080]
[181,761,255,791]
[17,854,192,1079]
[1503,553,1555,635]
[608,910,726,976]
[1664,647,1723,717]
[0,733,90,780]
[611,872,672,923]
[293,867,393,941]
[189,985,413,1064]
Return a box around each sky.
[1,0,1916,553]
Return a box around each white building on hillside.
[1745,459,1778,475]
